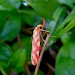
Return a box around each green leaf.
[0,12,21,41]
[0,43,12,62]
[57,17,75,38]
[50,17,75,46]
[53,7,65,22]
[53,8,75,36]
[55,9,66,30]
[8,48,26,72]
[23,14,36,26]
[0,66,7,75]
[22,9,38,26]
[70,27,75,43]
[0,11,8,33]
[72,0,75,3]
[27,0,60,19]
[12,36,31,61]
[47,8,75,46]
[61,33,71,44]
[46,7,66,35]
[0,62,8,70]
[55,42,75,75]
[58,0,74,8]
[0,0,21,10]
[8,0,21,9]
[46,20,56,34]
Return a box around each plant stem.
[34,34,50,75]
[25,62,31,75]
[46,62,54,72]
[17,35,22,48]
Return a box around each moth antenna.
[42,18,46,28]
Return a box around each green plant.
[0,0,75,75]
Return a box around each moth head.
[38,24,44,29]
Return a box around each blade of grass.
[57,18,75,38]
[0,66,7,75]
[53,8,75,36]
[47,8,75,46]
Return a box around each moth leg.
[40,34,45,43]
[40,29,50,34]
[40,29,49,42]
[40,29,57,37]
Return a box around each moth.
[31,19,49,65]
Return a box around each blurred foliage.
[31,70,45,75]
[8,48,26,73]
[0,0,75,75]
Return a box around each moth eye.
[40,27,42,29]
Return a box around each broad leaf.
[27,0,60,19]
[12,36,31,61]
[8,48,26,72]
[58,0,74,8]
[0,43,12,62]
[55,42,75,75]
[0,0,21,10]
[0,12,21,41]
[61,33,71,44]
[0,62,7,70]
[22,9,38,26]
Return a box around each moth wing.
[31,28,41,65]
